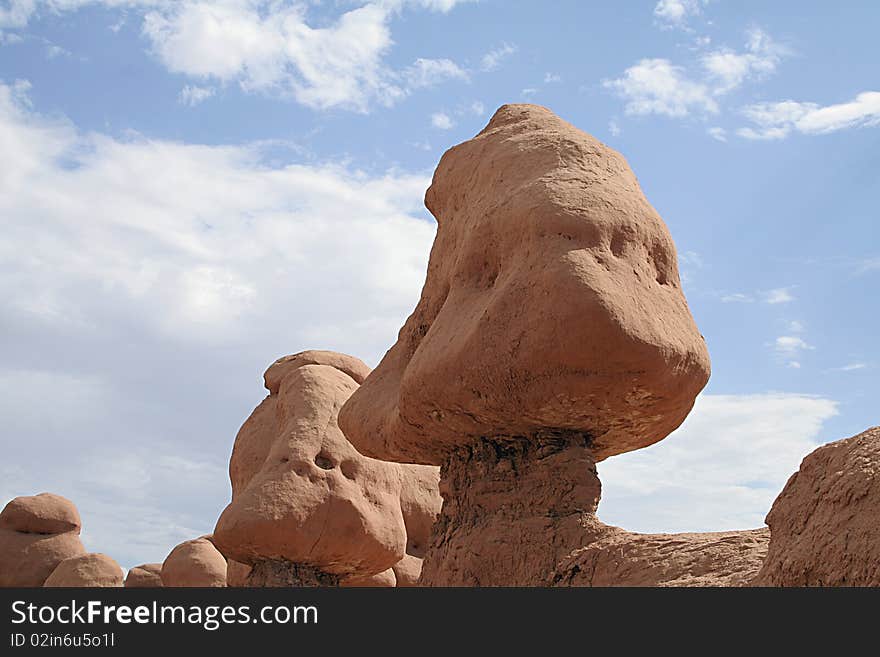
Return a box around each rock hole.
[314,453,335,470]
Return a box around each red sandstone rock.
[340,568,397,587]
[226,559,252,587]
[125,563,163,588]
[214,354,408,584]
[0,493,86,587]
[215,352,441,586]
[339,105,710,586]
[419,438,602,585]
[161,536,227,587]
[44,553,123,587]
[753,426,880,586]
[391,554,424,587]
[552,521,769,587]
[229,351,372,499]
[340,104,710,466]
[0,493,81,535]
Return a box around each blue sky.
[0,0,877,569]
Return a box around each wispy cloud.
[653,0,707,30]
[834,362,867,372]
[708,126,726,141]
[739,91,880,140]
[701,28,788,95]
[479,42,516,72]
[1,0,475,113]
[606,27,789,126]
[430,111,454,129]
[762,287,795,304]
[604,58,717,118]
[178,84,215,106]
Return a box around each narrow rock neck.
[246,560,340,587]
[419,434,603,586]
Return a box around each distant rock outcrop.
[125,563,163,588]
[753,427,880,586]
[161,536,227,587]
[552,522,769,587]
[213,351,440,587]
[339,104,711,586]
[44,553,123,587]
[0,493,86,587]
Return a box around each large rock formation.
[339,104,710,586]
[125,563,163,588]
[213,351,440,586]
[0,493,86,587]
[43,553,123,587]
[753,427,880,586]
[161,536,227,587]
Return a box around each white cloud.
[739,91,880,140]
[600,392,839,532]
[835,362,867,372]
[608,118,621,137]
[430,111,453,129]
[45,42,70,58]
[762,286,795,304]
[140,1,477,111]
[178,84,215,106]
[707,126,726,141]
[0,1,474,112]
[480,42,515,72]
[773,335,813,365]
[402,57,469,89]
[787,320,804,333]
[468,100,485,116]
[702,28,787,94]
[0,80,436,566]
[0,0,38,29]
[603,58,717,118]
[521,87,537,97]
[721,287,795,304]
[543,72,561,83]
[606,28,787,127]
[653,0,705,29]
[857,257,880,274]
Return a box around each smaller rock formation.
[213,351,413,586]
[125,563,163,588]
[161,536,227,587]
[552,522,769,587]
[753,426,880,586]
[340,569,397,587]
[44,553,123,587]
[0,493,86,587]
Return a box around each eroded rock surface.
[214,351,439,586]
[340,104,710,466]
[553,523,769,587]
[161,536,227,587]
[44,553,123,587]
[125,563,163,588]
[753,427,880,586]
[0,493,86,587]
